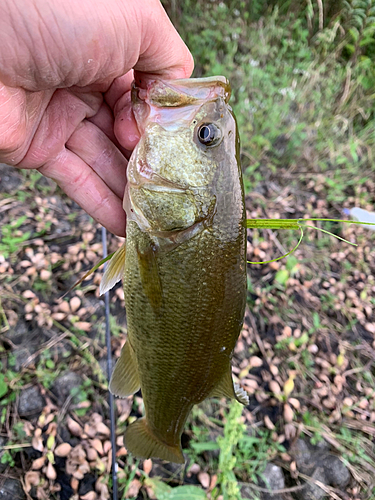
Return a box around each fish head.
[125,76,240,238]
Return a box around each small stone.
[322,455,350,488]
[18,386,46,417]
[302,468,327,500]
[51,371,83,403]
[259,463,285,500]
[0,478,26,500]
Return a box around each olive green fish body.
[105,77,247,462]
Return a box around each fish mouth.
[131,76,231,133]
[133,76,231,107]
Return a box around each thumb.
[134,1,194,79]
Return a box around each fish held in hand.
[101,76,248,463]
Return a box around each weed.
[0,216,31,259]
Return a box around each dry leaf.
[31,456,46,470]
[46,461,57,480]
[96,422,111,437]
[71,477,79,492]
[283,403,294,423]
[103,440,111,454]
[70,296,81,312]
[143,458,152,475]
[67,417,83,437]
[198,471,210,489]
[55,443,72,457]
[264,415,275,430]
[25,471,40,492]
[90,438,104,456]
[86,448,98,461]
[80,492,98,500]
[126,479,142,498]
[32,435,44,452]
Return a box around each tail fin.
[125,418,184,464]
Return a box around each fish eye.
[197,123,221,146]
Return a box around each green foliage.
[0,216,31,258]
[145,478,207,500]
[217,402,245,500]
[0,373,8,398]
[164,0,375,202]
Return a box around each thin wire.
[101,226,118,500]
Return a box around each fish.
[100,76,248,463]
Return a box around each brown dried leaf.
[67,417,83,437]
[103,440,111,454]
[283,403,294,423]
[264,415,275,430]
[90,438,104,456]
[198,472,210,489]
[46,461,57,480]
[96,422,111,437]
[86,448,98,461]
[32,435,44,452]
[71,477,79,492]
[126,479,142,498]
[75,321,92,332]
[25,471,40,492]
[80,492,98,500]
[143,458,152,475]
[70,297,81,312]
[55,443,72,457]
[31,456,46,470]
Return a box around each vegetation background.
[1,0,375,499]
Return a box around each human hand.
[0,0,193,236]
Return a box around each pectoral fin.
[125,417,184,464]
[109,340,140,397]
[136,244,162,312]
[210,367,249,405]
[100,242,126,295]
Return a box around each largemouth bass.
[101,76,248,463]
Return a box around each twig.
[22,331,69,367]
[2,443,32,450]
[317,0,324,31]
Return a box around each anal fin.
[109,340,140,397]
[125,417,184,464]
[210,367,249,405]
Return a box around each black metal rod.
[101,226,118,500]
